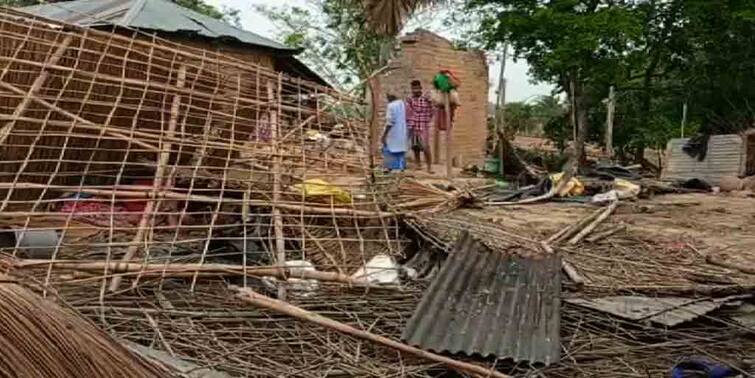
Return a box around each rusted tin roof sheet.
[662,134,744,185]
[566,295,749,327]
[402,232,561,365]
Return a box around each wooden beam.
[605,85,615,158]
[269,76,287,300]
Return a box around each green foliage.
[501,95,565,137]
[173,0,241,26]
[465,0,755,162]
[256,1,389,89]
[466,0,642,86]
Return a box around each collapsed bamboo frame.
[0,8,400,286]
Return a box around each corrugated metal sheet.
[402,232,561,365]
[566,295,748,327]
[22,0,293,51]
[662,135,744,185]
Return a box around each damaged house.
[22,0,329,86]
[375,29,489,167]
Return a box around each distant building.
[374,29,489,166]
[22,0,328,86]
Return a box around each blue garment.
[383,148,406,171]
[385,99,408,153]
[671,358,736,378]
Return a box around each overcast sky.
[205,0,554,103]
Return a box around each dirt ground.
[468,192,755,280]
[495,193,754,251]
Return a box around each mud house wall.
[376,30,489,166]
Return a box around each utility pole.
[681,102,688,138]
[495,44,508,177]
[605,86,615,159]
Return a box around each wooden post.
[269,77,286,300]
[433,125,440,164]
[109,64,186,292]
[570,79,577,144]
[234,287,511,378]
[496,46,508,177]
[681,102,688,138]
[0,35,73,144]
[605,85,615,158]
[444,93,453,179]
[367,77,381,170]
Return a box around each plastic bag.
[614,178,640,199]
[549,172,585,197]
[350,255,400,285]
[292,179,352,203]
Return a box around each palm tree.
[363,0,443,36]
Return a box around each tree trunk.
[572,76,588,166]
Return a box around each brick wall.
[375,29,489,166]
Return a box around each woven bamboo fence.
[0,7,403,284]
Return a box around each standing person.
[405,80,434,173]
[382,93,408,172]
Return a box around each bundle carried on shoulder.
[432,70,461,92]
[431,70,461,107]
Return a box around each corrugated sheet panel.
[566,295,748,327]
[662,135,744,185]
[23,0,293,51]
[402,232,561,365]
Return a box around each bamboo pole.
[109,64,186,292]
[0,184,395,218]
[13,260,373,287]
[233,287,510,378]
[567,200,619,245]
[444,93,453,179]
[546,206,604,244]
[496,46,508,177]
[0,34,73,144]
[269,76,287,300]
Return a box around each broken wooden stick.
[12,259,380,287]
[561,260,585,286]
[546,206,604,244]
[567,201,619,245]
[585,224,626,243]
[540,242,585,286]
[233,286,510,378]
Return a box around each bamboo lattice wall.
[0,8,401,284]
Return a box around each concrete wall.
[376,30,489,166]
